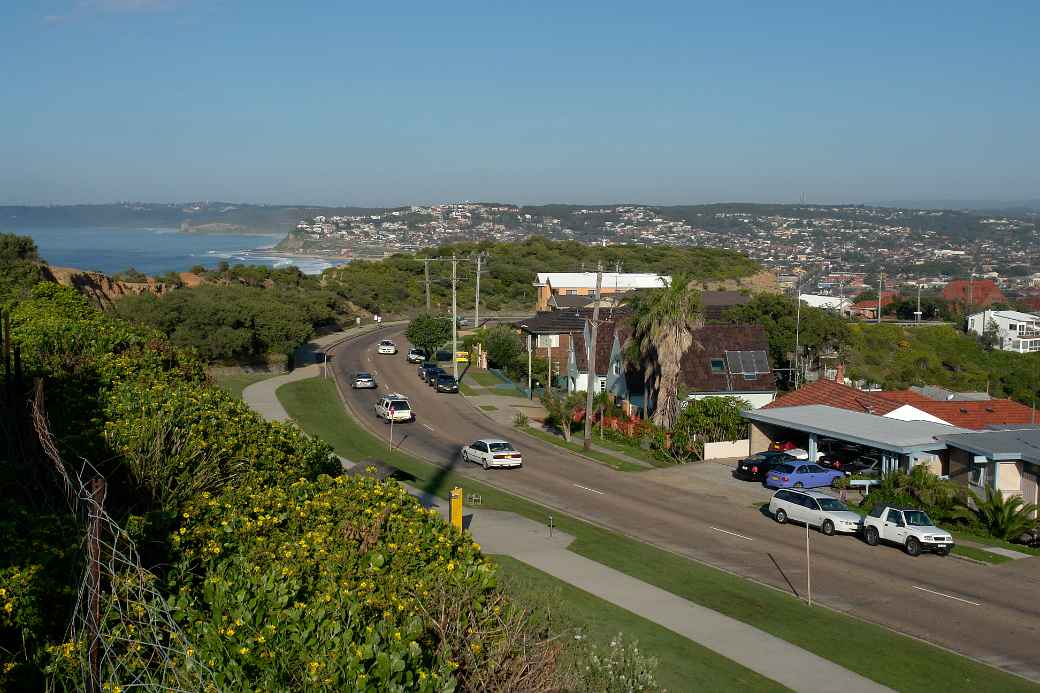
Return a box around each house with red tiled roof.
[847,290,899,320]
[766,377,1039,431]
[942,279,1005,310]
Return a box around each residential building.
[798,293,852,313]
[676,325,777,409]
[533,272,670,310]
[941,429,1040,514]
[966,309,1040,353]
[943,278,1006,310]
[701,290,751,321]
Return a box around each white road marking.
[573,483,605,495]
[710,526,754,541]
[422,423,435,432]
[911,586,980,606]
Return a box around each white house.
[799,293,852,313]
[966,309,1040,353]
[534,272,670,310]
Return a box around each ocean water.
[8,226,338,276]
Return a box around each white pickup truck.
[862,505,954,556]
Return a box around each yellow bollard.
[450,487,463,530]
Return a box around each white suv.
[862,505,953,556]
[377,340,398,355]
[374,394,413,422]
[769,488,863,536]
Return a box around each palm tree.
[624,276,703,429]
[969,487,1039,541]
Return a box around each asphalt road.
[331,325,1040,681]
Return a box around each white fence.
[703,439,750,460]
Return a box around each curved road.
[331,325,1040,681]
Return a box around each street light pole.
[583,265,603,452]
[474,252,485,328]
[527,332,533,399]
[451,255,458,380]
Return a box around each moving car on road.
[434,374,459,393]
[377,340,398,355]
[406,348,426,363]
[862,505,954,556]
[733,451,795,482]
[374,394,414,422]
[351,372,377,389]
[418,362,439,380]
[460,439,523,469]
[765,463,843,489]
[769,488,863,536]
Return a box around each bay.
[7,226,337,276]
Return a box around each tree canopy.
[0,233,45,307]
[404,313,452,356]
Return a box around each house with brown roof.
[676,324,777,409]
[943,278,1006,310]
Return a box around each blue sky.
[2,1,1038,206]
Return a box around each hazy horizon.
[3,1,1038,206]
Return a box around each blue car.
[765,463,843,490]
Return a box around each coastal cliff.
[40,266,183,310]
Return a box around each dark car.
[418,362,439,380]
[426,367,446,385]
[733,451,794,482]
[845,454,882,477]
[434,374,459,393]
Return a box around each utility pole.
[527,333,533,399]
[451,255,458,379]
[915,283,923,323]
[473,252,485,328]
[583,265,603,452]
[794,280,802,389]
[423,258,432,312]
[876,271,884,324]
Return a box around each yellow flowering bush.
[166,472,559,691]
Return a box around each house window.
[709,358,725,374]
[598,377,607,392]
[1010,323,1018,331]
[743,373,758,381]
[612,360,621,376]
[970,462,986,486]
[566,289,578,295]
[536,334,559,348]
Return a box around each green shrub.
[168,472,559,691]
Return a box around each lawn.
[210,371,275,400]
[478,404,498,412]
[276,377,1038,693]
[588,431,669,467]
[949,529,1040,557]
[465,370,503,387]
[493,555,789,692]
[516,425,647,473]
[952,544,1013,565]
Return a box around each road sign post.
[450,487,463,530]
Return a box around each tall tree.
[404,313,452,356]
[624,276,704,429]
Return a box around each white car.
[374,394,413,422]
[785,448,823,461]
[352,371,377,389]
[460,439,523,470]
[377,340,398,355]
[769,488,863,536]
[862,505,954,556]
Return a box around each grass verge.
[276,377,1038,693]
[210,371,275,400]
[587,431,669,467]
[465,370,503,387]
[515,425,647,472]
[952,544,1013,565]
[493,555,789,692]
[950,530,1040,557]
[479,405,498,412]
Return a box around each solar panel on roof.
[725,351,742,374]
[751,350,769,374]
[724,350,770,375]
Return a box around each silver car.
[352,371,377,389]
[769,488,863,536]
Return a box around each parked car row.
[768,489,954,556]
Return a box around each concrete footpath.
[242,340,891,693]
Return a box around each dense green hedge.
[0,284,564,690]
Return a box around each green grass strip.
[952,544,1014,565]
[210,371,275,400]
[276,377,1038,693]
[493,555,790,693]
[515,425,648,473]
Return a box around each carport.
[743,404,967,473]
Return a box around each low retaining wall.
[704,439,750,460]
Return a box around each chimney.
[834,363,845,384]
